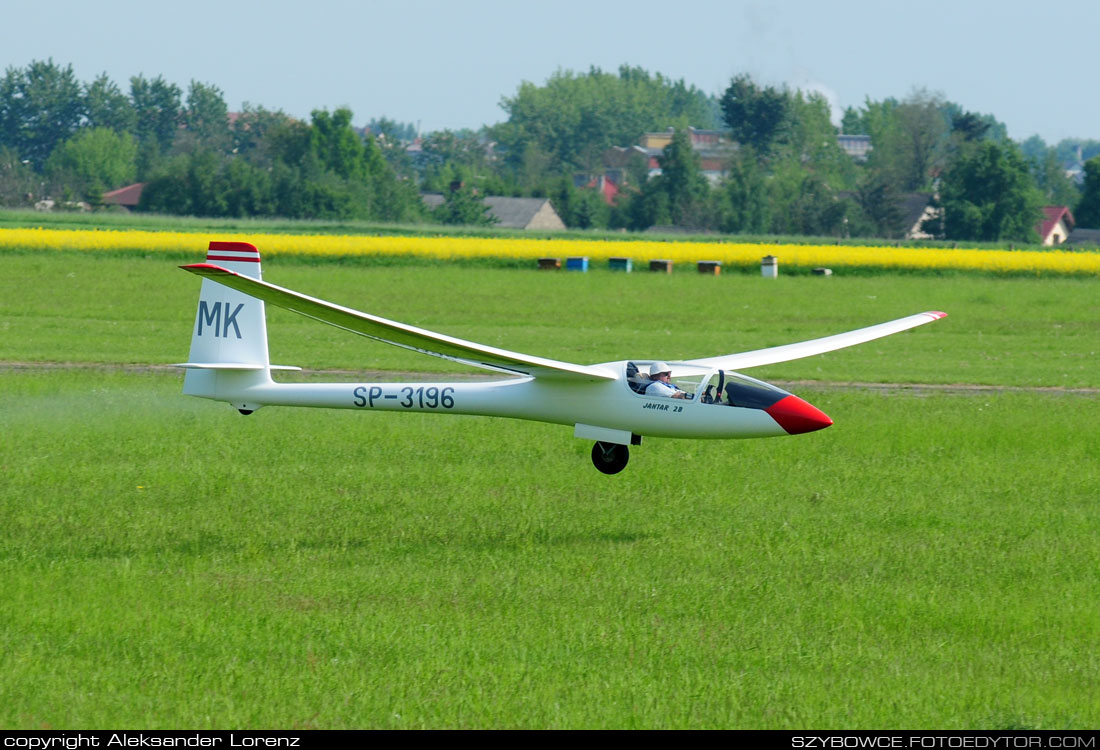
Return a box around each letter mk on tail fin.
[175,242,298,404]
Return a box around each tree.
[45,127,137,199]
[434,182,497,226]
[494,65,716,174]
[364,117,417,176]
[230,103,292,162]
[84,73,136,133]
[418,129,495,190]
[840,106,866,135]
[939,141,1043,242]
[628,129,712,230]
[853,175,905,238]
[874,88,950,191]
[310,107,370,181]
[141,150,279,218]
[420,129,488,168]
[653,128,711,226]
[951,110,991,143]
[0,59,85,169]
[767,159,846,236]
[309,109,420,221]
[719,148,771,233]
[139,150,227,216]
[221,157,276,216]
[366,117,417,143]
[719,75,790,156]
[182,80,231,153]
[782,89,852,187]
[1019,135,1049,163]
[264,118,313,170]
[139,155,194,214]
[130,74,182,174]
[1029,147,1080,207]
[550,177,609,229]
[0,146,42,206]
[1055,139,1100,167]
[1075,156,1100,227]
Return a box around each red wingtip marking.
[927,311,948,319]
[180,262,236,274]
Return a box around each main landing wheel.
[591,441,629,475]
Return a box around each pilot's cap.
[649,361,672,376]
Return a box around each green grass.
[1,370,1098,728]
[2,249,1099,728]
[1,251,1097,387]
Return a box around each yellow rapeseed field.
[3,226,1099,276]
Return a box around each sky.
[6,0,1097,144]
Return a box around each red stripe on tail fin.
[206,241,260,263]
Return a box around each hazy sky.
[6,0,1096,144]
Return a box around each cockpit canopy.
[626,361,790,409]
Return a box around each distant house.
[634,129,873,184]
[483,197,566,229]
[901,193,940,240]
[1066,227,1100,247]
[421,193,566,230]
[1037,206,1074,245]
[837,134,872,162]
[581,174,620,206]
[837,190,939,239]
[601,145,648,175]
[102,183,146,210]
[638,127,738,185]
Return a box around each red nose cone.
[765,395,833,435]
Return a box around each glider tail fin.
[178,242,275,410]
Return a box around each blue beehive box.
[565,256,589,272]
[608,257,633,272]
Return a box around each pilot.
[645,362,687,399]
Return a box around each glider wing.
[181,263,616,381]
[678,311,947,372]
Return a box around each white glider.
[177,242,946,474]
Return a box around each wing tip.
[925,311,948,320]
[181,262,234,274]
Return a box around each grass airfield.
[1,251,1099,728]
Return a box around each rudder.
[179,242,276,408]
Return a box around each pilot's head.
[649,362,672,380]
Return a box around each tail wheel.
[591,441,629,475]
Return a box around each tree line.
[2,59,1100,239]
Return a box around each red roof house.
[584,175,620,205]
[1037,206,1074,245]
[102,183,146,209]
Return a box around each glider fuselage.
[190,365,791,440]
